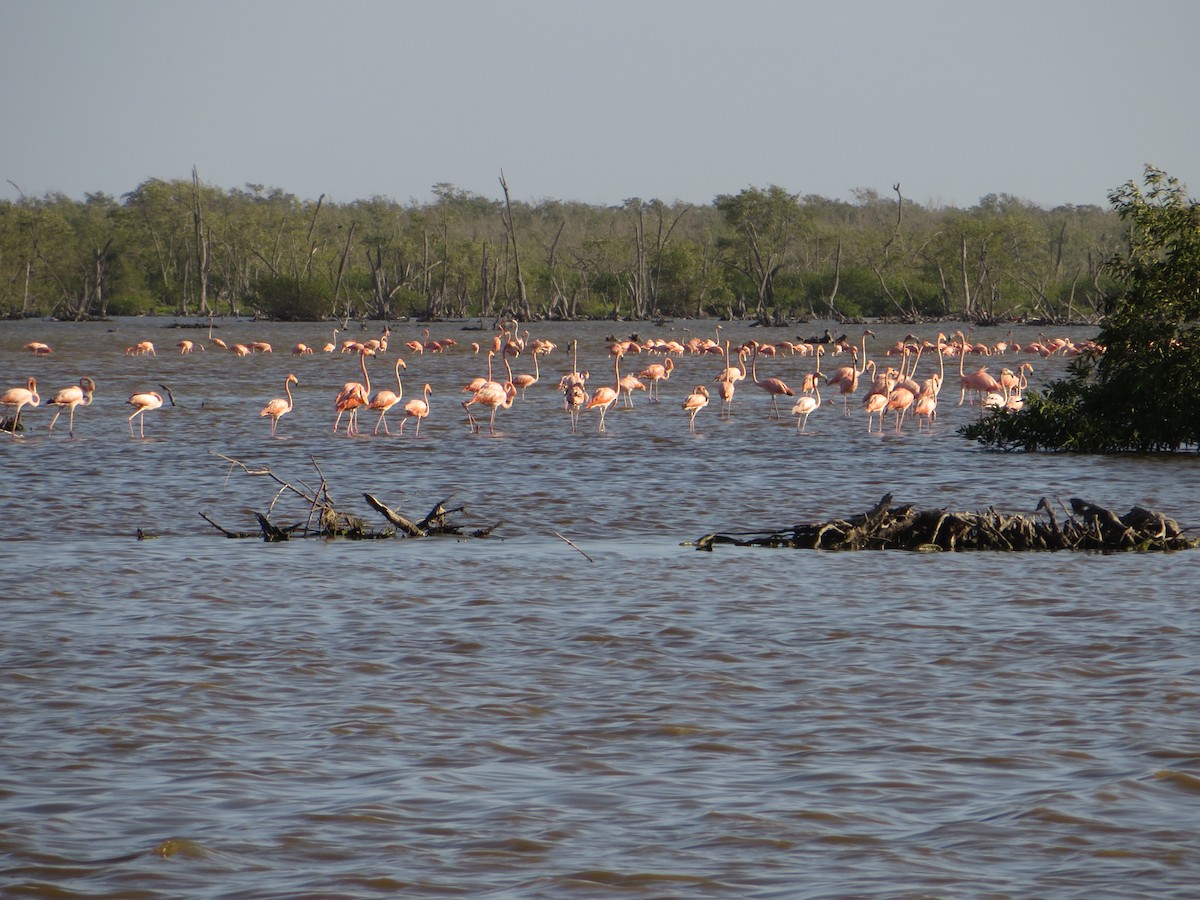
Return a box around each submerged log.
[690,494,1199,553]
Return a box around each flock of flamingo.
[2,323,1098,440]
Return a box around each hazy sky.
[2,0,1197,210]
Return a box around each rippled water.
[3,317,1200,898]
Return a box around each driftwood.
[691,493,1198,553]
[201,453,501,541]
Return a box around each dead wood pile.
[692,493,1197,553]
[201,452,501,542]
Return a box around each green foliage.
[250,274,332,321]
[106,290,159,317]
[965,166,1200,453]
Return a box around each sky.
[2,0,1197,210]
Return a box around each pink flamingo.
[957,330,1002,404]
[682,385,710,432]
[750,341,794,418]
[463,380,517,434]
[260,374,298,437]
[825,328,874,415]
[618,373,647,407]
[47,376,97,436]
[791,376,822,433]
[399,383,432,436]
[333,350,371,435]
[564,382,589,432]
[1,377,40,436]
[586,351,623,432]
[127,391,164,437]
[368,357,407,434]
[512,351,540,398]
[637,357,674,401]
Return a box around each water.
[3,317,1199,898]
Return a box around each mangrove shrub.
[965,166,1200,452]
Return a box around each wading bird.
[463,379,517,434]
[682,385,710,433]
[1,377,40,436]
[47,376,96,436]
[368,357,407,434]
[399,383,432,436]
[333,350,372,435]
[749,342,794,418]
[127,391,164,437]
[791,376,822,433]
[586,351,623,433]
[260,373,298,437]
[638,357,674,402]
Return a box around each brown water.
[2,317,1199,898]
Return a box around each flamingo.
[886,382,916,432]
[712,341,738,419]
[713,346,747,386]
[913,379,940,430]
[558,340,589,409]
[176,339,200,354]
[618,373,647,407]
[682,385,710,433]
[363,325,390,356]
[24,341,52,355]
[913,338,946,430]
[638,357,674,401]
[47,376,96,436]
[862,365,897,433]
[260,373,298,437]
[127,391,164,437]
[825,328,874,414]
[1004,362,1034,411]
[882,345,922,433]
[1,377,40,436]
[790,350,827,433]
[750,341,794,418]
[512,350,540,398]
[368,357,407,434]
[207,316,228,350]
[333,350,371,435]
[957,330,1002,404]
[463,349,500,396]
[564,382,589,432]
[399,383,432,436]
[586,350,623,432]
[463,379,517,434]
[791,377,822,433]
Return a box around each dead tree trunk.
[499,171,532,321]
[192,166,210,316]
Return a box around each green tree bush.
[250,274,331,321]
[964,166,1200,452]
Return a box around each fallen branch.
[199,512,258,538]
[363,493,427,536]
[554,531,595,562]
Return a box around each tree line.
[2,169,1123,324]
